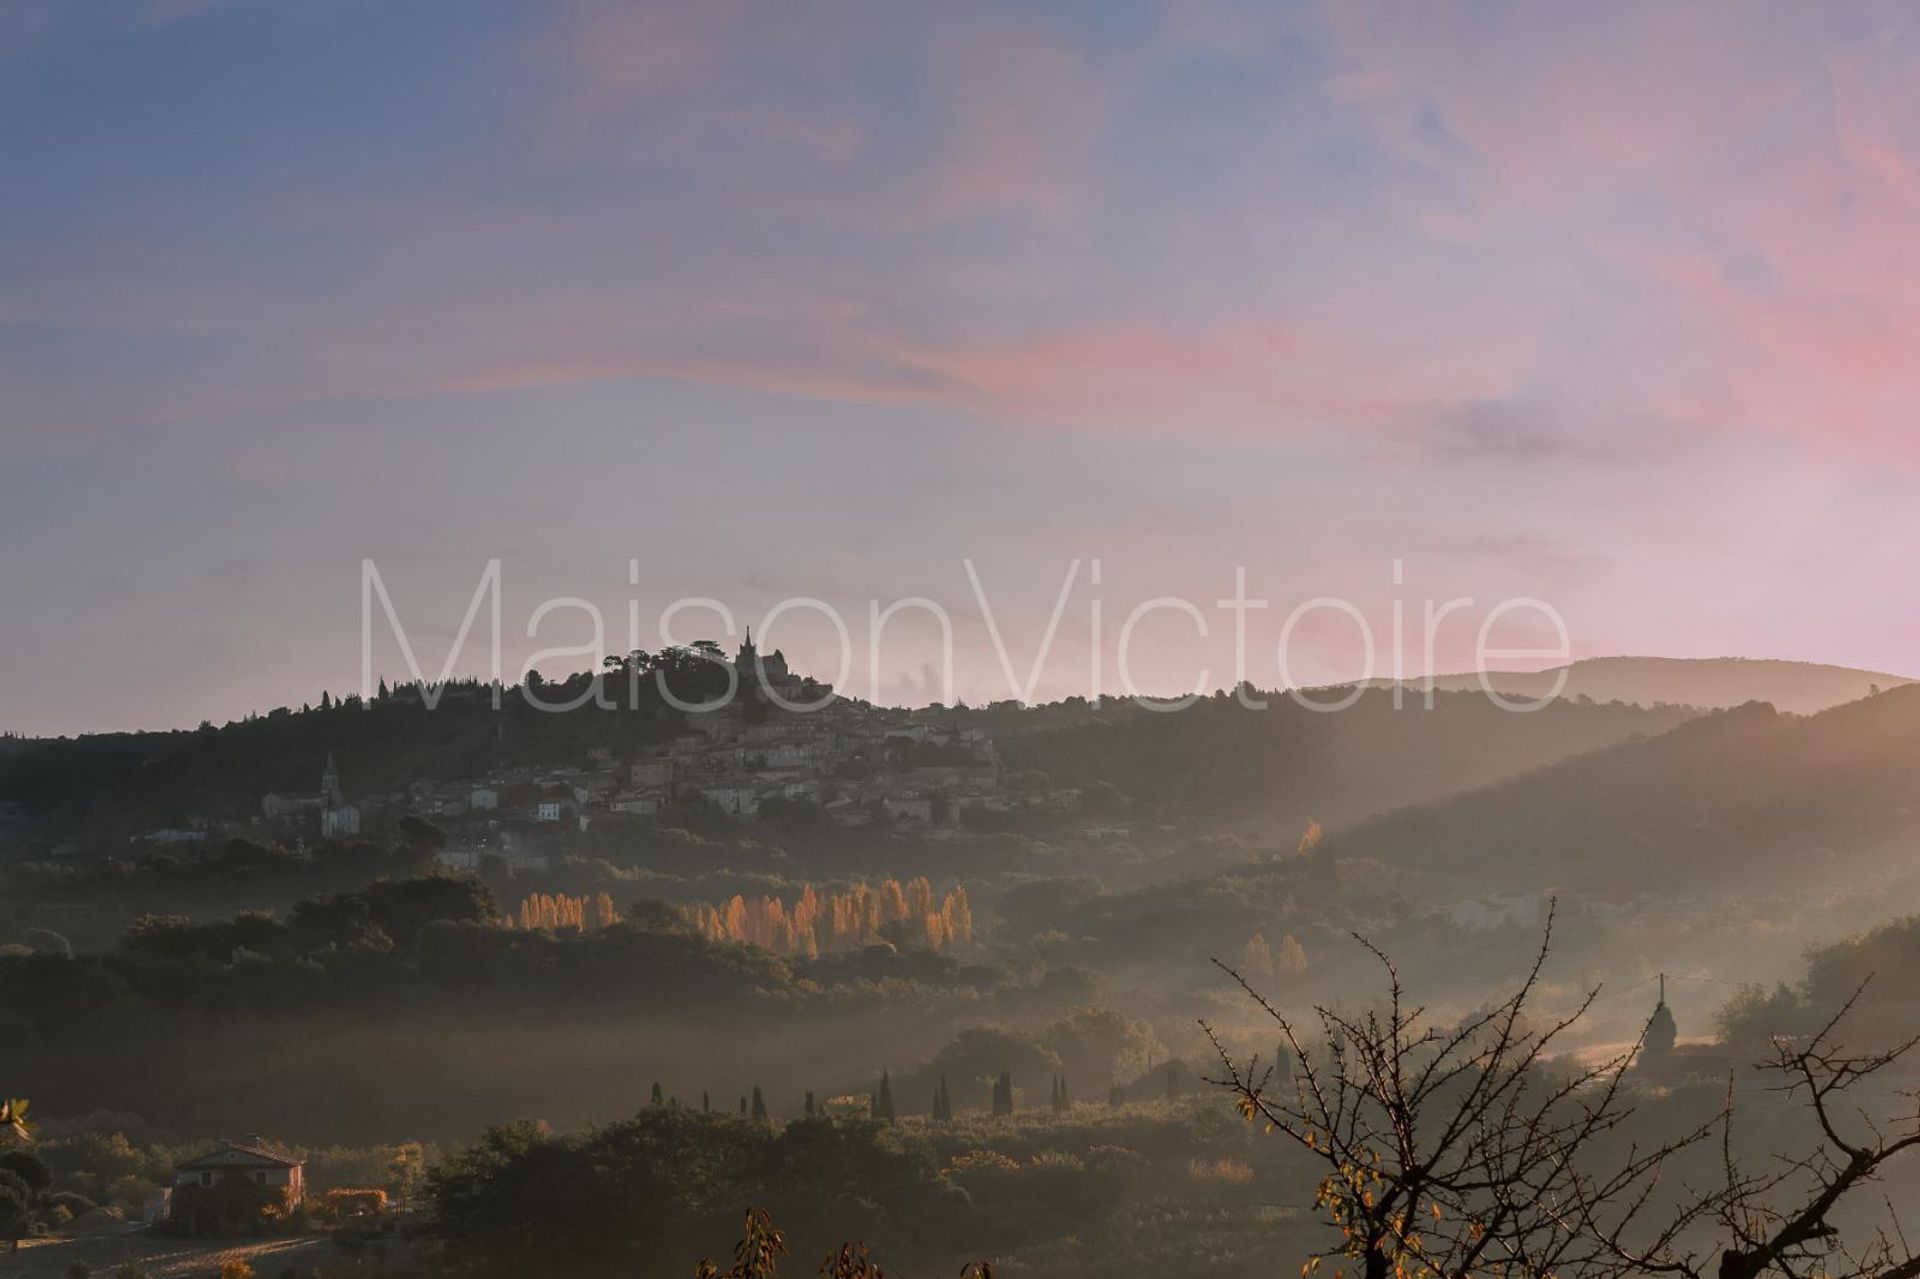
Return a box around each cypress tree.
[650,1082,663,1107]
[992,1068,1014,1116]
[876,1069,896,1122]
[739,1095,748,1115]
[751,1085,767,1120]
[804,1090,816,1117]
[1108,1080,1124,1107]
[702,1090,711,1113]
[1058,1072,1070,1111]
[1165,1063,1178,1100]
[933,1074,952,1122]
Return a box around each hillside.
[996,686,1697,833]
[1336,684,1920,896]
[1418,656,1911,715]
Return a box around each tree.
[650,1082,664,1108]
[1241,933,1274,980]
[697,1208,786,1279]
[933,1075,952,1122]
[991,1069,1013,1117]
[22,928,71,959]
[1205,904,1920,1279]
[873,1070,895,1123]
[0,1150,51,1194]
[750,1085,767,1120]
[0,1171,29,1252]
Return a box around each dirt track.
[4,1227,348,1279]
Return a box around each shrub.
[1187,1156,1254,1185]
[49,1192,100,1218]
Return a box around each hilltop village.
[243,636,1086,867]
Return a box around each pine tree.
[650,1081,663,1107]
[804,1090,816,1118]
[875,1069,896,1122]
[702,1090,711,1113]
[378,677,390,700]
[751,1085,767,1120]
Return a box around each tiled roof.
[175,1140,303,1170]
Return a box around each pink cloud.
[546,0,746,102]
[914,26,1104,226]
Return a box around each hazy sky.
[7,0,1920,734]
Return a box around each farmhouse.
[169,1137,305,1235]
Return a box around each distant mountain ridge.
[1415,656,1911,715]
[1339,682,1920,896]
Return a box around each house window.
[201,1172,213,1187]
[255,1171,267,1184]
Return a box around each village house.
[169,1137,305,1235]
[629,759,672,789]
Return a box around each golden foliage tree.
[682,878,974,956]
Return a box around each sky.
[6,0,1920,734]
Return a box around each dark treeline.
[0,672,1693,850]
[0,645,764,840]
